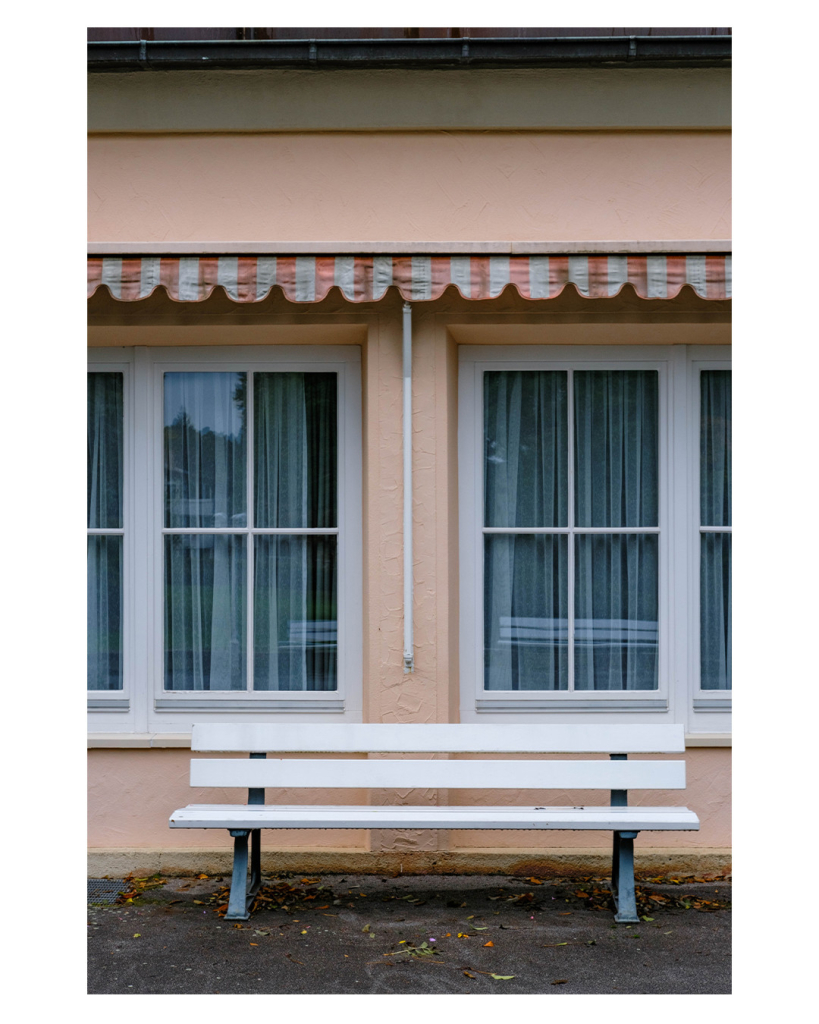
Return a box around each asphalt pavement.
[87,872,731,995]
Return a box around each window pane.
[700,370,731,527]
[574,534,658,690]
[164,535,246,690]
[87,372,123,529]
[701,533,731,689]
[164,372,247,527]
[484,534,568,690]
[87,536,123,690]
[484,371,567,527]
[254,373,337,528]
[574,370,658,527]
[254,536,338,691]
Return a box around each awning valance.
[88,254,731,303]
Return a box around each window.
[460,345,730,727]
[697,367,732,693]
[87,370,126,692]
[88,347,362,730]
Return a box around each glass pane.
[164,372,247,527]
[88,536,123,690]
[484,534,568,690]
[701,533,731,689]
[254,373,337,528]
[164,535,246,690]
[254,536,337,691]
[87,372,123,529]
[575,534,658,690]
[484,371,567,527]
[701,370,732,527]
[574,370,658,527]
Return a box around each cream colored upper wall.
[88,131,731,244]
[88,67,731,132]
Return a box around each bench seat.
[170,803,700,832]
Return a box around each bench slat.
[191,723,685,754]
[170,804,700,831]
[190,758,685,791]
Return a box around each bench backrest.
[189,724,687,793]
[191,723,685,754]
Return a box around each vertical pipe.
[403,302,414,673]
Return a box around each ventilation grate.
[87,878,124,904]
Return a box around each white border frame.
[459,344,692,725]
[88,345,363,734]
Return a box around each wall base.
[88,847,731,880]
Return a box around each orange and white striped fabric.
[88,254,731,303]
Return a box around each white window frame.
[459,343,731,729]
[689,348,732,716]
[88,345,363,733]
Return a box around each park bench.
[169,723,698,923]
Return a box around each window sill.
[693,697,731,710]
[88,698,130,711]
[154,697,344,712]
[475,698,668,712]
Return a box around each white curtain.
[483,371,568,689]
[573,371,659,690]
[253,373,337,690]
[164,535,246,690]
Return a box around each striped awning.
[88,254,731,303]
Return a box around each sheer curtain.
[164,372,246,690]
[253,373,338,690]
[87,372,123,690]
[483,371,567,689]
[574,371,659,690]
[700,370,731,689]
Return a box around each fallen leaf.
[198,874,209,880]
[641,916,654,922]
[551,979,568,986]
[193,900,204,905]
[558,912,572,916]
[473,926,488,931]
[483,941,494,947]
[529,877,543,885]
[362,924,371,933]
[464,971,476,979]
[249,943,259,947]
[491,974,515,980]
[132,934,141,939]
[285,953,304,965]
[543,942,569,948]
[301,878,319,884]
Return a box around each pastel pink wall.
[87,748,730,852]
[88,131,731,244]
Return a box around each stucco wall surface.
[88,131,730,245]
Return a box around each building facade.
[88,28,731,877]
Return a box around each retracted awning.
[88,254,731,302]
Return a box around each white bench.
[170,723,699,923]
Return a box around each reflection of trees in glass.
[164,386,247,528]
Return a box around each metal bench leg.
[611,830,640,923]
[248,829,262,906]
[225,829,251,921]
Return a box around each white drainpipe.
[402,301,414,673]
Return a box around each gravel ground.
[87,872,731,995]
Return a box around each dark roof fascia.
[88,35,732,72]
